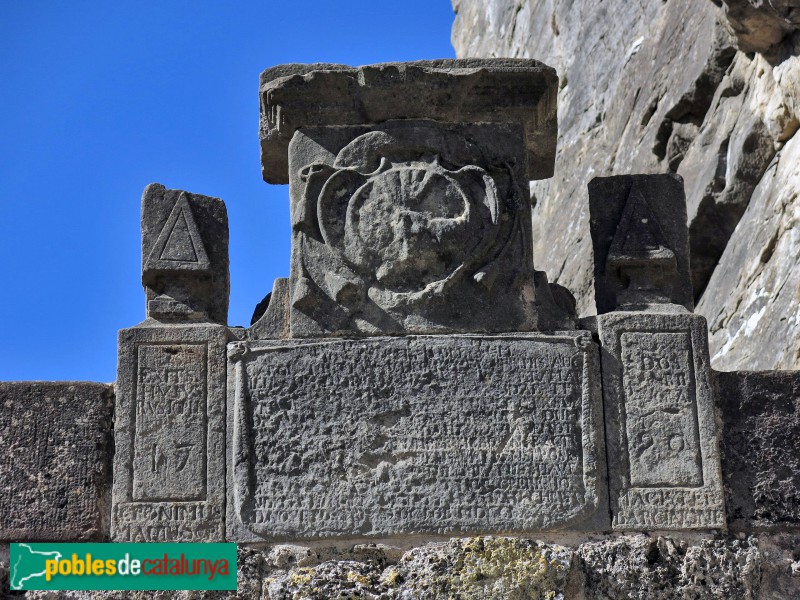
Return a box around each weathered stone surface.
[259,59,558,183]
[676,37,800,307]
[267,537,577,600]
[249,277,289,340]
[698,130,800,370]
[716,0,800,59]
[227,333,606,541]
[578,535,761,599]
[111,324,228,542]
[452,0,800,370]
[717,370,800,530]
[0,549,11,599]
[284,120,568,337]
[141,183,229,324]
[0,382,113,542]
[588,174,693,314]
[596,312,725,530]
[759,533,800,600]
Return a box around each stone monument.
[231,60,608,541]
[111,184,230,542]
[3,55,799,599]
[588,174,725,530]
[106,61,733,543]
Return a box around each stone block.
[0,382,113,541]
[111,324,228,542]
[285,120,557,337]
[588,174,694,314]
[266,537,578,599]
[716,370,800,530]
[596,311,726,530]
[249,277,290,340]
[226,333,607,542]
[578,535,761,599]
[141,183,229,324]
[259,59,558,183]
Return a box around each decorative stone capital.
[253,59,571,337]
[259,59,558,184]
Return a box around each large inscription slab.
[226,333,606,542]
[597,312,725,530]
[112,324,227,542]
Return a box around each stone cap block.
[259,59,558,184]
[141,183,230,324]
[588,174,693,314]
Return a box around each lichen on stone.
[392,536,573,599]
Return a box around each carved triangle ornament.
[606,183,675,270]
[144,192,211,274]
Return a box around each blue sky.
[0,2,457,381]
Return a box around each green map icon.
[10,543,63,590]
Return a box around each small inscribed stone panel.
[621,332,702,488]
[597,312,725,530]
[112,324,227,542]
[226,333,607,542]
[132,344,207,502]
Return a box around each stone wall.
[3,534,798,598]
[451,0,800,370]
[0,382,114,542]
[3,370,798,597]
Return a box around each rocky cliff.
[452,0,800,370]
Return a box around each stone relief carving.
[588,174,693,314]
[141,184,229,324]
[606,184,680,309]
[286,122,550,336]
[621,331,702,488]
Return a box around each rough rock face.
[714,0,800,59]
[698,130,800,370]
[578,536,762,600]
[717,370,800,529]
[452,0,800,370]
